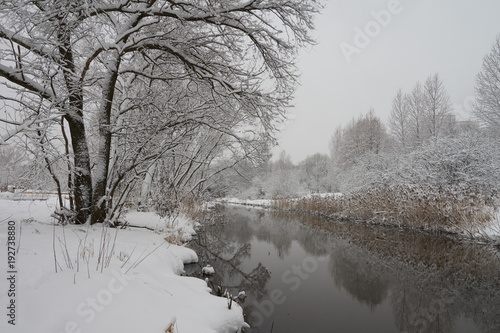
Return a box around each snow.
[217,197,272,207]
[0,194,247,333]
[202,265,215,275]
[125,210,198,242]
[218,193,343,207]
[476,210,500,241]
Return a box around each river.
[185,205,500,333]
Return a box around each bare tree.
[472,36,500,131]
[267,151,302,198]
[0,144,26,190]
[406,83,425,148]
[299,153,331,193]
[422,73,453,138]
[389,88,410,150]
[330,109,387,172]
[0,0,320,224]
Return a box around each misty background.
[276,0,500,162]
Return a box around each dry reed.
[273,185,497,235]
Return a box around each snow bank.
[217,197,272,207]
[218,193,343,208]
[0,194,247,333]
[125,210,198,242]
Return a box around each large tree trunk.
[92,55,121,224]
[58,25,93,224]
[65,115,93,224]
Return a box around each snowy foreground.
[0,193,247,333]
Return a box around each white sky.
[273,0,500,162]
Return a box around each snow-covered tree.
[339,131,500,194]
[266,151,303,198]
[388,88,411,150]
[299,153,331,193]
[390,74,454,151]
[406,82,426,148]
[0,144,26,190]
[0,0,320,224]
[330,109,387,172]
[473,36,500,131]
[422,73,453,138]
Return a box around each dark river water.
[185,205,500,333]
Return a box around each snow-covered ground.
[217,197,272,207]
[218,193,343,208]
[0,194,248,333]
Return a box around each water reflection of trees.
[272,211,500,333]
[329,242,390,308]
[225,207,297,259]
[187,207,271,301]
[189,207,500,332]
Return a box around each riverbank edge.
[217,197,500,247]
[0,193,248,333]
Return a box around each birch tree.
[0,0,320,224]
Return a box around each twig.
[62,226,73,269]
[125,241,170,274]
[105,227,119,268]
[124,246,149,274]
[53,219,59,273]
[121,244,138,269]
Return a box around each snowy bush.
[337,132,500,196]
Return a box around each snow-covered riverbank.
[219,194,500,244]
[0,194,248,333]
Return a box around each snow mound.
[202,265,216,275]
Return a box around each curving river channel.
[185,205,500,333]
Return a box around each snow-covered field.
[0,194,247,333]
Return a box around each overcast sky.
[273,0,500,162]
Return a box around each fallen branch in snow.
[123,223,157,232]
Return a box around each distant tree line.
[216,36,500,199]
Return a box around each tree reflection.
[188,206,500,332]
[187,207,271,301]
[271,210,500,332]
[329,242,390,308]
